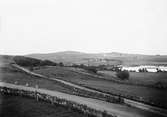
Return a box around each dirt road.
[0,82,166,117]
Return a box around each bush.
[138,68,148,72]
[74,64,97,74]
[59,62,64,67]
[40,60,57,66]
[116,70,129,80]
[86,66,97,74]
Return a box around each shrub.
[116,70,129,80]
[138,68,148,72]
[59,62,64,67]
[86,67,97,74]
[40,60,57,66]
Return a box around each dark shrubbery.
[59,62,64,67]
[138,68,148,72]
[86,66,97,74]
[40,60,57,66]
[13,56,57,67]
[71,64,97,74]
[13,56,41,66]
[116,70,129,80]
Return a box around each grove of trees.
[116,70,130,80]
[13,56,60,67]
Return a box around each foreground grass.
[34,66,167,108]
[0,94,87,117]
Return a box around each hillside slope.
[26,51,167,66]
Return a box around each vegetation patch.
[34,66,167,108]
[116,70,130,80]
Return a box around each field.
[98,70,167,87]
[0,94,87,117]
[1,56,167,116]
[0,64,73,93]
[1,64,163,117]
[0,64,107,117]
[34,66,167,108]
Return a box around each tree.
[59,62,64,67]
[138,68,148,72]
[13,56,41,67]
[40,60,57,66]
[86,66,97,74]
[116,70,129,80]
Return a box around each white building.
[122,65,167,72]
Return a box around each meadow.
[34,66,167,108]
[0,64,72,93]
[0,64,123,105]
[98,70,167,87]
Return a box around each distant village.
[120,65,167,72]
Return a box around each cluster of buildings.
[121,65,167,72]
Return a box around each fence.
[0,85,116,117]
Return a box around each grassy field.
[34,66,167,108]
[0,64,74,94]
[0,94,87,117]
[98,70,167,87]
[0,64,123,104]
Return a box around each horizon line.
[0,50,166,56]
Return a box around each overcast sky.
[0,0,167,55]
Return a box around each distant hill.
[0,51,167,66]
[26,51,167,66]
[1,51,167,66]
[26,51,102,65]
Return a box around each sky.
[0,0,167,55]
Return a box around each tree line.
[13,56,64,67]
